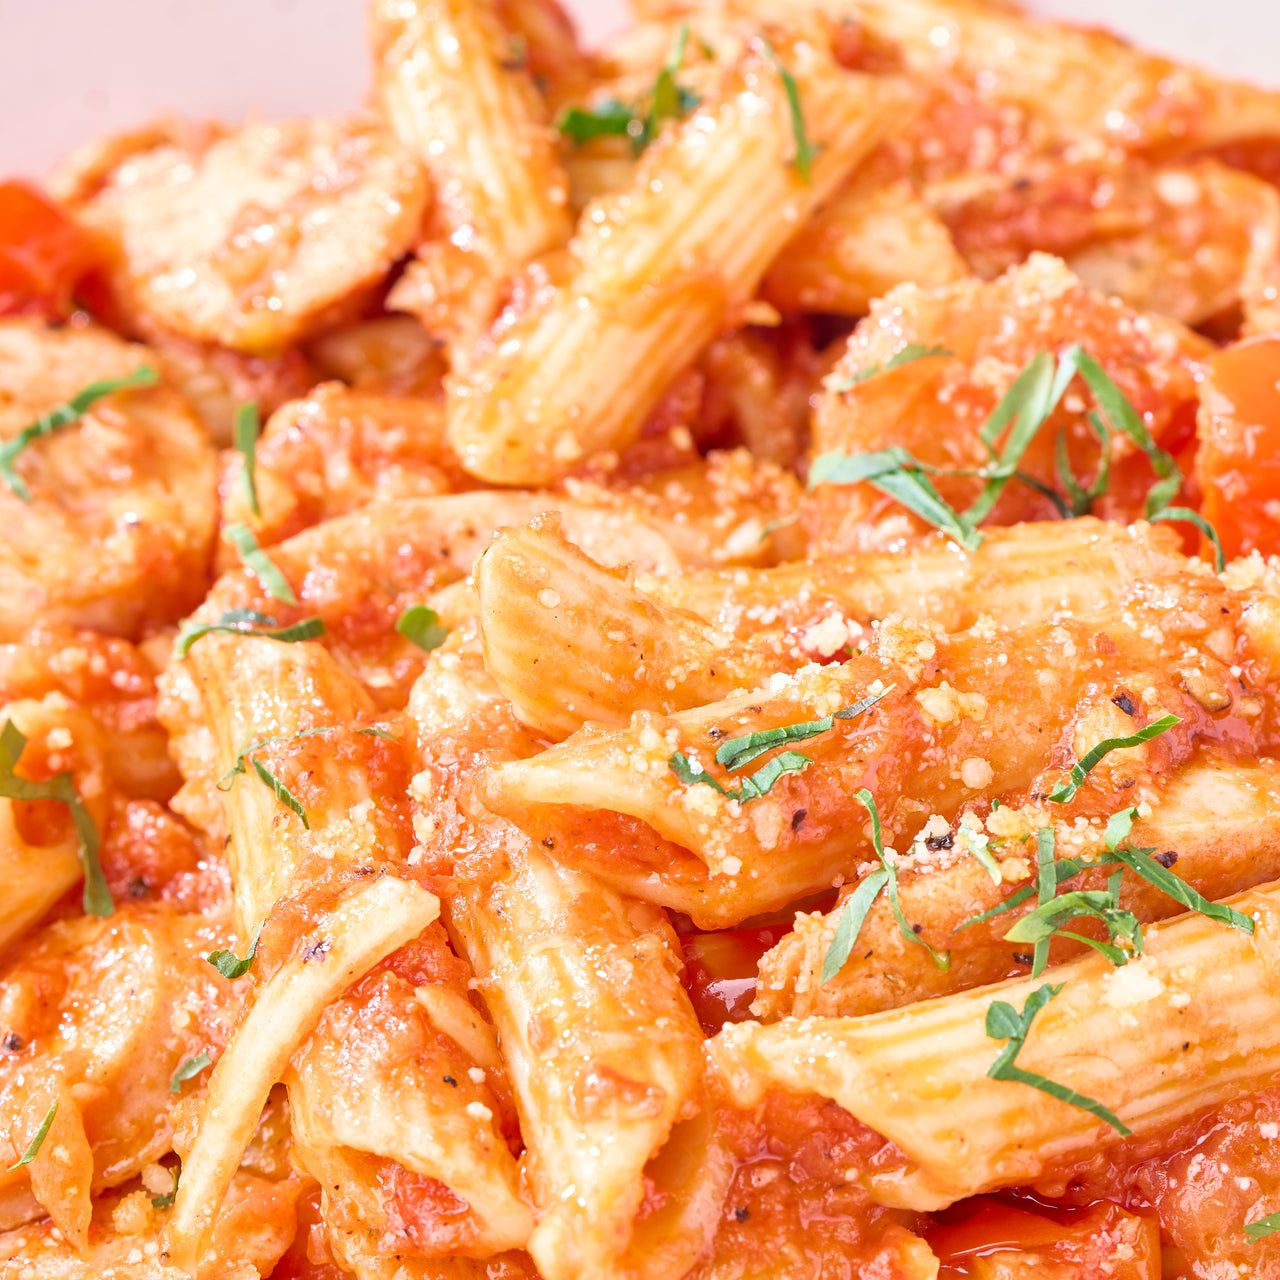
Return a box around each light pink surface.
[0,1,1275,177]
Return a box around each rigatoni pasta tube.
[162,874,440,1273]
[484,605,1246,927]
[756,756,1280,1019]
[407,638,717,1280]
[709,878,1280,1212]
[447,39,914,484]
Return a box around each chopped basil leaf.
[0,719,111,917]
[821,867,890,985]
[234,402,262,521]
[207,923,262,980]
[669,748,813,803]
[250,758,310,828]
[956,822,1002,885]
[1109,839,1254,935]
[396,605,448,653]
[174,609,325,659]
[557,99,635,145]
[714,685,892,772]
[813,344,1227,567]
[986,983,1131,1135]
[151,1188,178,1210]
[7,1102,58,1171]
[1030,827,1056,975]
[761,39,818,182]
[169,1052,212,1094]
[224,522,297,605]
[809,446,981,550]
[558,24,699,154]
[671,687,890,805]
[1246,1210,1280,1242]
[357,727,397,742]
[1005,887,1144,963]
[0,366,159,502]
[217,726,333,791]
[1047,713,1180,804]
[830,344,953,394]
[851,789,950,971]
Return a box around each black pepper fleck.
[734,1208,750,1222]
[1012,952,1034,965]
[1156,851,1179,868]
[925,833,954,851]
[790,808,807,832]
[302,940,331,963]
[2,1032,22,1053]
[444,1075,458,1087]
[1112,693,1137,717]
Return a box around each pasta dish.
[4,0,1280,1276]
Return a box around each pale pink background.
[0,1,1275,177]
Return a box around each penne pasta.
[163,874,442,1270]
[485,593,1263,927]
[756,756,1280,1018]
[709,878,1280,1210]
[407,636,719,1280]
[372,0,573,354]
[447,37,914,484]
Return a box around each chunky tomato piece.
[0,180,97,317]
[1196,333,1280,558]
[929,1197,1160,1279]
[679,925,791,1034]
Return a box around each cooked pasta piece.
[0,1168,308,1280]
[372,0,573,356]
[447,36,914,484]
[163,875,443,1270]
[476,519,785,738]
[757,755,1280,1018]
[0,321,216,639]
[808,254,1207,553]
[407,636,718,1280]
[485,590,1262,928]
[635,518,1198,641]
[709,878,1280,1211]
[764,175,970,316]
[169,630,530,1266]
[69,118,429,354]
[0,907,239,1241]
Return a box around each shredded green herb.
[357,727,397,742]
[830,344,953,394]
[955,821,1002,885]
[225,523,297,605]
[234,402,262,521]
[1104,807,1254,935]
[1245,1211,1280,1242]
[7,1102,58,1172]
[396,605,448,653]
[669,687,889,805]
[0,366,159,502]
[174,609,325,659]
[821,867,890,985]
[714,686,892,772]
[557,23,699,154]
[761,39,818,182]
[811,345,1227,567]
[0,719,111,917]
[1048,713,1180,804]
[169,1052,212,1094]
[986,983,1130,1134]
[207,923,262,980]
[218,727,326,828]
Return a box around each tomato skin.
[1196,333,1280,559]
[0,180,97,317]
